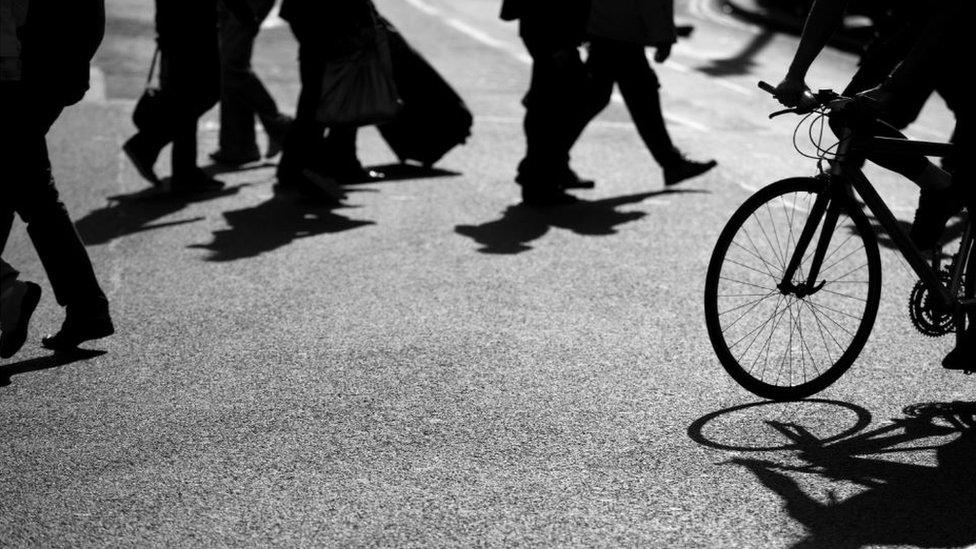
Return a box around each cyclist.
[771,0,974,370]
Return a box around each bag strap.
[144,45,160,89]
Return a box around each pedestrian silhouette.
[580,0,717,187]
[1,0,114,357]
[275,0,388,204]
[500,0,595,207]
[211,0,293,167]
[123,0,256,195]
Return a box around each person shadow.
[188,192,374,261]
[696,29,775,78]
[455,189,703,254]
[1,350,107,387]
[691,400,976,548]
[75,183,241,246]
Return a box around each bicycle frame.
[778,132,974,344]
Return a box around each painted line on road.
[261,3,285,29]
[402,1,712,132]
[688,0,761,33]
[83,66,107,103]
[476,113,708,134]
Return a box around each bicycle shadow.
[688,400,976,548]
[455,189,703,254]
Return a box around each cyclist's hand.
[774,75,816,110]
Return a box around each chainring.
[908,269,955,337]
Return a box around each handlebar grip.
[758,81,778,96]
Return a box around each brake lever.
[769,108,796,119]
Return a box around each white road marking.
[83,66,107,103]
[402,0,719,132]
[688,0,761,33]
[402,0,442,17]
[261,2,286,29]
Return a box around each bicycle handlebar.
[758,80,844,118]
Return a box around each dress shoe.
[169,168,226,196]
[209,149,261,166]
[942,331,974,370]
[334,166,386,184]
[1,280,41,359]
[42,310,114,352]
[521,186,580,207]
[560,169,595,190]
[664,156,717,186]
[123,134,162,186]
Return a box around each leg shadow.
[1,349,107,387]
[75,185,242,246]
[455,189,704,254]
[188,193,374,262]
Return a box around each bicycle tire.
[965,225,976,333]
[704,177,882,400]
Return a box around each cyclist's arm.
[775,0,850,105]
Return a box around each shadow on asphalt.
[688,399,976,548]
[696,28,775,77]
[455,189,705,254]
[76,185,243,246]
[201,161,278,177]
[188,192,373,261]
[0,349,107,387]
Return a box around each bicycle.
[703,81,975,400]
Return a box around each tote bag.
[316,11,401,128]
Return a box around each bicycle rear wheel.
[704,177,882,400]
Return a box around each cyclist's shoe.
[942,331,974,371]
[909,184,964,250]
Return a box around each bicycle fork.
[777,177,840,299]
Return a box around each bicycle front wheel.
[704,178,882,400]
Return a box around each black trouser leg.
[516,19,586,186]
[2,83,107,311]
[217,0,279,156]
[605,40,682,168]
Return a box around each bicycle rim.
[704,177,882,400]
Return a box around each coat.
[587,0,676,46]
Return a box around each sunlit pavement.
[2,1,970,546]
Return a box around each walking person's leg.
[160,1,224,192]
[275,23,345,202]
[607,39,716,186]
[214,0,291,164]
[1,82,113,351]
[516,19,589,205]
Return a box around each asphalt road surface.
[2,0,972,547]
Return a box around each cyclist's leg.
[942,116,974,369]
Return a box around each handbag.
[315,7,401,127]
[132,46,165,131]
